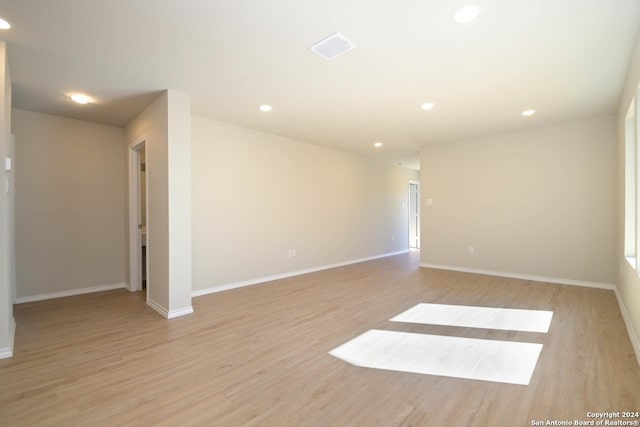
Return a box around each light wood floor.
[1,252,639,426]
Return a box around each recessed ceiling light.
[521,109,536,117]
[421,102,435,111]
[259,104,272,112]
[69,94,92,105]
[454,5,481,23]
[374,142,383,148]
[0,18,12,30]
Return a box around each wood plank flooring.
[1,252,639,426]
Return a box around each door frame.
[408,179,420,249]
[128,136,149,296]
[8,134,15,303]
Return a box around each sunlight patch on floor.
[329,329,543,385]
[390,303,553,333]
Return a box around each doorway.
[128,137,149,296]
[409,180,420,249]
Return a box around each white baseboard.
[614,287,640,367]
[419,263,615,290]
[146,298,194,319]
[193,250,410,297]
[168,306,194,319]
[14,282,128,304]
[146,298,168,318]
[0,317,16,359]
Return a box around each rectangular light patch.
[330,330,543,385]
[390,303,553,333]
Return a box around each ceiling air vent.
[309,32,357,61]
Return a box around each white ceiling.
[0,0,638,170]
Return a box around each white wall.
[420,116,617,285]
[617,28,640,357]
[126,93,169,312]
[166,91,192,313]
[191,115,418,292]
[125,90,192,317]
[12,109,127,299]
[0,41,14,358]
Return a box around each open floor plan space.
[0,2,640,426]
[1,253,638,426]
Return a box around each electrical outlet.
[468,246,475,255]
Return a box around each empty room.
[1,1,639,426]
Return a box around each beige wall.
[420,116,617,284]
[125,93,170,311]
[0,41,14,357]
[125,90,192,316]
[12,109,126,298]
[191,115,418,292]
[617,29,640,352]
[166,91,192,313]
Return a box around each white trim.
[193,250,410,297]
[0,318,16,359]
[128,136,148,294]
[419,263,615,290]
[146,299,193,319]
[146,298,168,318]
[9,134,16,306]
[408,180,420,250]
[14,283,127,304]
[626,256,637,270]
[168,306,194,319]
[614,287,640,367]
